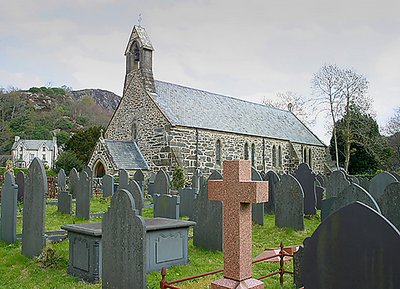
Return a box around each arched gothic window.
[278,145,282,167]
[244,142,249,160]
[303,148,307,163]
[308,148,312,169]
[272,145,277,167]
[216,139,221,165]
[132,123,137,142]
[251,143,256,166]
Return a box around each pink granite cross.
[208,160,268,289]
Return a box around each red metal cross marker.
[208,160,268,288]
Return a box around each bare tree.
[385,107,400,135]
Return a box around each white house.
[11,136,58,168]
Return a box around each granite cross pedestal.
[208,160,268,289]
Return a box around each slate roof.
[152,80,325,146]
[12,139,56,150]
[105,140,149,170]
[125,26,153,55]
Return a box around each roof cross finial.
[138,13,142,27]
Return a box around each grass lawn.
[1,196,320,289]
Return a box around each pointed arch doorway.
[94,161,106,178]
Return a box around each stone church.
[88,26,326,179]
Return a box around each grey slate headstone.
[358,176,371,191]
[118,169,129,191]
[316,173,327,188]
[22,158,47,257]
[315,185,325,210]
[369,172,398,201]
[179,187,196,219]
[57,169,67,192]
[325,170,350,199]
[154,169,170,196]
[295,163,317,215]
[127,180,144,215]
[76,171,90,220]
[148,172,156,196]
[264,170,280,213]
[69,168,80,198]
[275,174,304,231]
[193,170,223,251]
[102,174,114,198]
[102,189,146,289]
[133,169,144,193]
[153,194,180,219]
[83,166,93,197]
[378,182,400,230]
[16,171,25,202]
[251,167,265,225]
[0,173,18,243]
[57,191,72,215]
[299,202,400,289]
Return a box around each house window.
[251,143,256,166]
[278,145,282,167]
[272,145,277,167]
[244,142,249,160]
[42,154,46,161]
[215,139,221,165]
[20,146,23,151]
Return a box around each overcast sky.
[1,0,399,143]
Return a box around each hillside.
[0,87,120,155]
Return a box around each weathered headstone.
[1,173,18,243]
[295,163,317,215]
[57,169,67,192]
[127,180,144,215]
[348,175,359,185]
[22,158,47,257]
[378,182,400,229]
[69,168,80,198]
[298,202,400,289]
[153,194,180,219]
[275,174,304,231]
[102,174,114,198]
[83,166,93,197]
[193,170,223,251]
[148,172,156,196]
[76,171,90,220]
[264,170,280,213]
[208,160,267,288]
[154,169,169,195]
[316,173,327,188]
[102,189,146,289]
[133,169,144,192]
[315,185,325,210]
[369,172,398,201]
[251,167,265,225]
[58,191,72,215]
[16,171,25,202]
[118,169,129,191]
[358,176,371,191]
[325,170,350,199]
[179,187,196,219]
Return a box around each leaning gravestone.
[369,172,398,201]
[16,171,25,202]
[264,170,280,213]
[1,172,18,243]
[57,169,67,192]
[295,163,317,215]
[58,191,72,215]
[76,171,90,220]
[69,168,80,198]
[118,169,129,191]
[193,170,223,251]
[325,170,350,199]
[22,158,47,257]
[102,174,114,198]
[102,189,146,289]
[275,174,304,231]
[251,167,265,225]
[297,202,400,289]
[83,165,93,197]
[378,182,400,230]
[133,169,145,193]
[127,180,144,215]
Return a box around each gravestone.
[133,169,145,193]
[295,163,317,215]
[297,202,400,289]
[16,171,25,201]
[76,171,90,220]
[264,170,280,213]
[0,173,18,243]
[102,189,146,289]
[275,174,304,231]
[57,169,67,192]
[58,191,72,215]
[102,174,114,198]
[251,167,265,225]
[22,158,47,257]
[148,172,156,196]
[358,176,371,191]
[153,194,180,219]
[193,170,223,251]
[316,173,327,188]
[192,168,202,194]
[118,169,129,191]
[348,175,359,184]
[369,172,398,201]
[179,187,196,219]
[315,185,324,210]
[378,182,400,230]
[69,168,80,198]
[83,166,93,197]
[154,169,170,195]
[127,180,144,215]
[208,160,268,288]
[325,170,350,199]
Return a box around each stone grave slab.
[264,170,280,213]
[358,176,371,191]
[133,169,145,192]
[83,166,93,197]
[325,170,350,199]
[0,173,18,243]
[378,182,400,230]
[153,194,180,219]
[316,173,327,188]
[295,163,317,215]
[76,171,90,220]
[148,172,156,196]
[57,169,67,192]
[127,180,144,215]
[102,174,114,198]
[69,168,80,198]
[16,171,25,202]
[369,172,398,201]
[58,191,72,215]
[179,187,196,219]
[118,169,129,191]
[154,169,170,195]
[315,185,324,210]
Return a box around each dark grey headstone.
[1,173,18,243]
[127,180,144,216]
[193,170,223,251]
[321,197,335,221]
[57,169,67,192]
[293,245,304,289]
[133,169,144,192]
[58,191,72,215]
[76,171,90,220]
[83,166,93,197]
[264,170,280,213]
[369,172,398,201]
[325,170,350,199]
[295,163,317,215]
[316,173,327,188]
[153,194,180,219]
[251,167,265,225]
[358,176,371,191]
[118,169,129,191]
[69,168,80,198]
[315,185,324,210]
[102,189,146,289]
[148,172,156,196]
[22,158,47,257]
[275,174,304,230]
[102,174,114,198]
[378,182,400,230]
[179,187,196,219]
[300,202,400,289]
[154,169,170,196]
[16,171,25,202]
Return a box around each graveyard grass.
[0,196,320,289]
